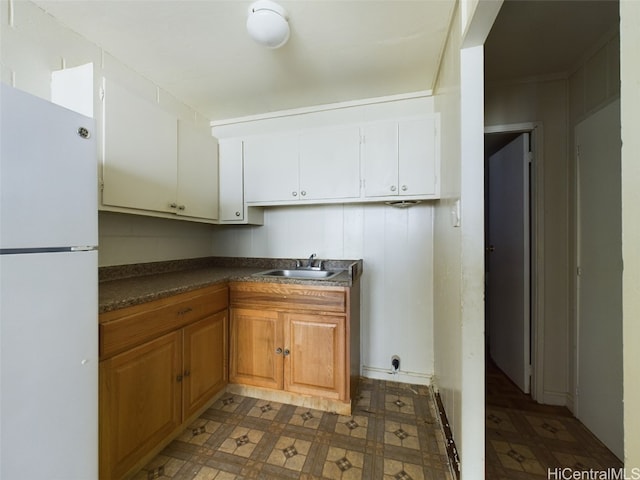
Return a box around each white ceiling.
[29,0,620,122]
[32,0,456,121]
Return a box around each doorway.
[484,124,542,401]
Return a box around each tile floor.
[485,359,623,479]
[135,378,455,480]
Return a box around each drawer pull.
[177,307,193,316]
[275,347,283,355]
[283,348,290,356]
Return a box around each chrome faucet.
[307,253,316,268]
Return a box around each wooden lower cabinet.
[229,283,350,403]
[284,313,346,400]
[183,311,228,418]
[99,285,228,480]
[229,308,283,390]
[99,331,182,480]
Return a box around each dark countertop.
[99,256,362,314]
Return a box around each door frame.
[485,121,544,402]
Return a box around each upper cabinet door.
[398,117,437,196]
[362,116,439,199]
[244,133,299,203]
[102,79,177,213]
[177,121,219,221]
[299,126,361,201]
[362,121,399,198]
[218,139,245,221]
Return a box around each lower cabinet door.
[229,308,283,390]
[183,310,228,418]
[99,331,182,480]
[284,313,346,400]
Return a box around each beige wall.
[1,0,214,267]
[621,0,640,468]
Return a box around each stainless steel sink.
[255,269,343,280]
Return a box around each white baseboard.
[362,365,432,386]
[541,390,570,407]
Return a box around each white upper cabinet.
[102,78,177,213]
[244,132,299,203]
[398,117,438,196]
[219,139,245,221]
[177,121,219,221]
[52,65,222,224]
[218,139,264,225]
[299,126,361,201]
[362,116,439,199]
[243,126,361,204]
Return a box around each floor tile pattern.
[135,378,454,480]
[485,359,623,479]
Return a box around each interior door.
[575,99,623,459]
[487,133,531,393]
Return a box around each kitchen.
[1,1,640,479]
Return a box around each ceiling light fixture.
[246,0,290,49]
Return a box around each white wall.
[0,0,215,267]
[211,204,435,384]
[99,212,213,267]
[433,0,463,454]
[620,0,640,468]
[433,1,500,477]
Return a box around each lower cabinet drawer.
[100,284,228,359]
[230,282,346,313]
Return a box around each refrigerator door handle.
[70,246,98,252]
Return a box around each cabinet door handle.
[283,348,290,356]
[235,211,241,217]
[401,185,408,191]
[300,191,307,196]
[390,185,397,192]
[275,347,283,355]
[184,369,191,377]
[178,205,185,211]
[169,202,178,208]
[176,374,183,382]
[292,191,298,197]
[178,307,193,315]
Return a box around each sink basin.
[255,269,342,280]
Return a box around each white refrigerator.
[0,83,98,479]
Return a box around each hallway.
[485,360,622,478]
